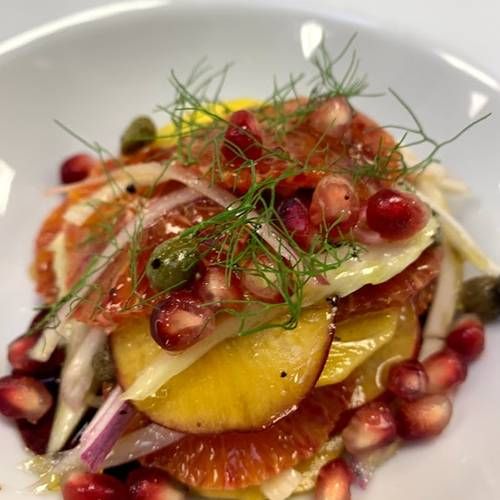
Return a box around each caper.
[92,345,115,384]
[461,275,500,322]
[146,237,199,291]
[120,115,156,155]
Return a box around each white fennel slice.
[123,217,439,401]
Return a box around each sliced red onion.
[60,328,105,410]
[79,386,135,472]
[103,423,183,468]
[30,187,201,362]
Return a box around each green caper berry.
[461,275,500,322]
[146,237,199,291]
[92,345,115,384]
[120,115,156,155]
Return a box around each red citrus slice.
[142,384,349,490]
[337,245,442,321]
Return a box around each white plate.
[0,1,499,499]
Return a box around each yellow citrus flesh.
[155,98,261,148]
[346,304,420,408]
[316,308,399,387]
[112,305,332,433]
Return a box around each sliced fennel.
[260,469,302,500]
[47,325,89,453]
[416,189,500,275]
[422,243,462,341]
[123,217,438,401]
[60,328,105,410]
[64,163,167,226]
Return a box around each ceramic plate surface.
[0,1,499,498]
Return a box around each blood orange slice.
[142,384,349,491]
[336,245,442,321]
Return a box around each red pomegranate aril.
[8,333,63,376]
[366,189,430,240]
[0,376,52,423]
[387,360,428,401]
[447,314,485,362]
[195,267,243,310]
[315,458,353,500]
[309,175,360,239]
[352,205,384,246]
[60,153,95,184]
[278,197,316,250]
[341,402,397,455]
[423,348,467,394]
[310,97,352,139]
[62,471,128,500]
[127,466,185,500]
[151,291,215,351]
[241,255,283,303]
[396,394,452,440]
[221,110,263,166]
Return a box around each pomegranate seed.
[150,291,215,351]
[423,348,467,394]
[309,97,352,139]
[315,458,353,500]
[127,467,185,500]
[366,189,430,240]
[0,376,52,423]
[309,175,360,239]
[8,333,63,376]
[60,153,95,184]
[341,402,397,455]
[352,205,384,246]
[447,314,485,362]
[195,266,243,310]
[277,197,316,250]
[62,471,127,500]
[396,394,452,440]
[241,255,283,303]
[221,110,263,166]
[387,360,428,401]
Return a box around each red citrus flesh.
[337,245,442,321]
[142,384,350,490]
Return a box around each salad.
[1,41,499,500]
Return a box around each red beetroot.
[447,314,485,362]
[423,349,467,394]
[127,467,185,500]
[341,402,397,455]
[309,97,352,139]
[309,175,360,240]
[60,153,95,184]
[278,197,316,250]
[62,471,127,500]
[366,189,429,240]
[221,110,263,166]
[315,458,353,500]
[396,394,452,440]
[150,292,215,351]
[387,360,428,401]
[195,266,243,310]
[0,376,52,423]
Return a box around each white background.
[1,0,500,78]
